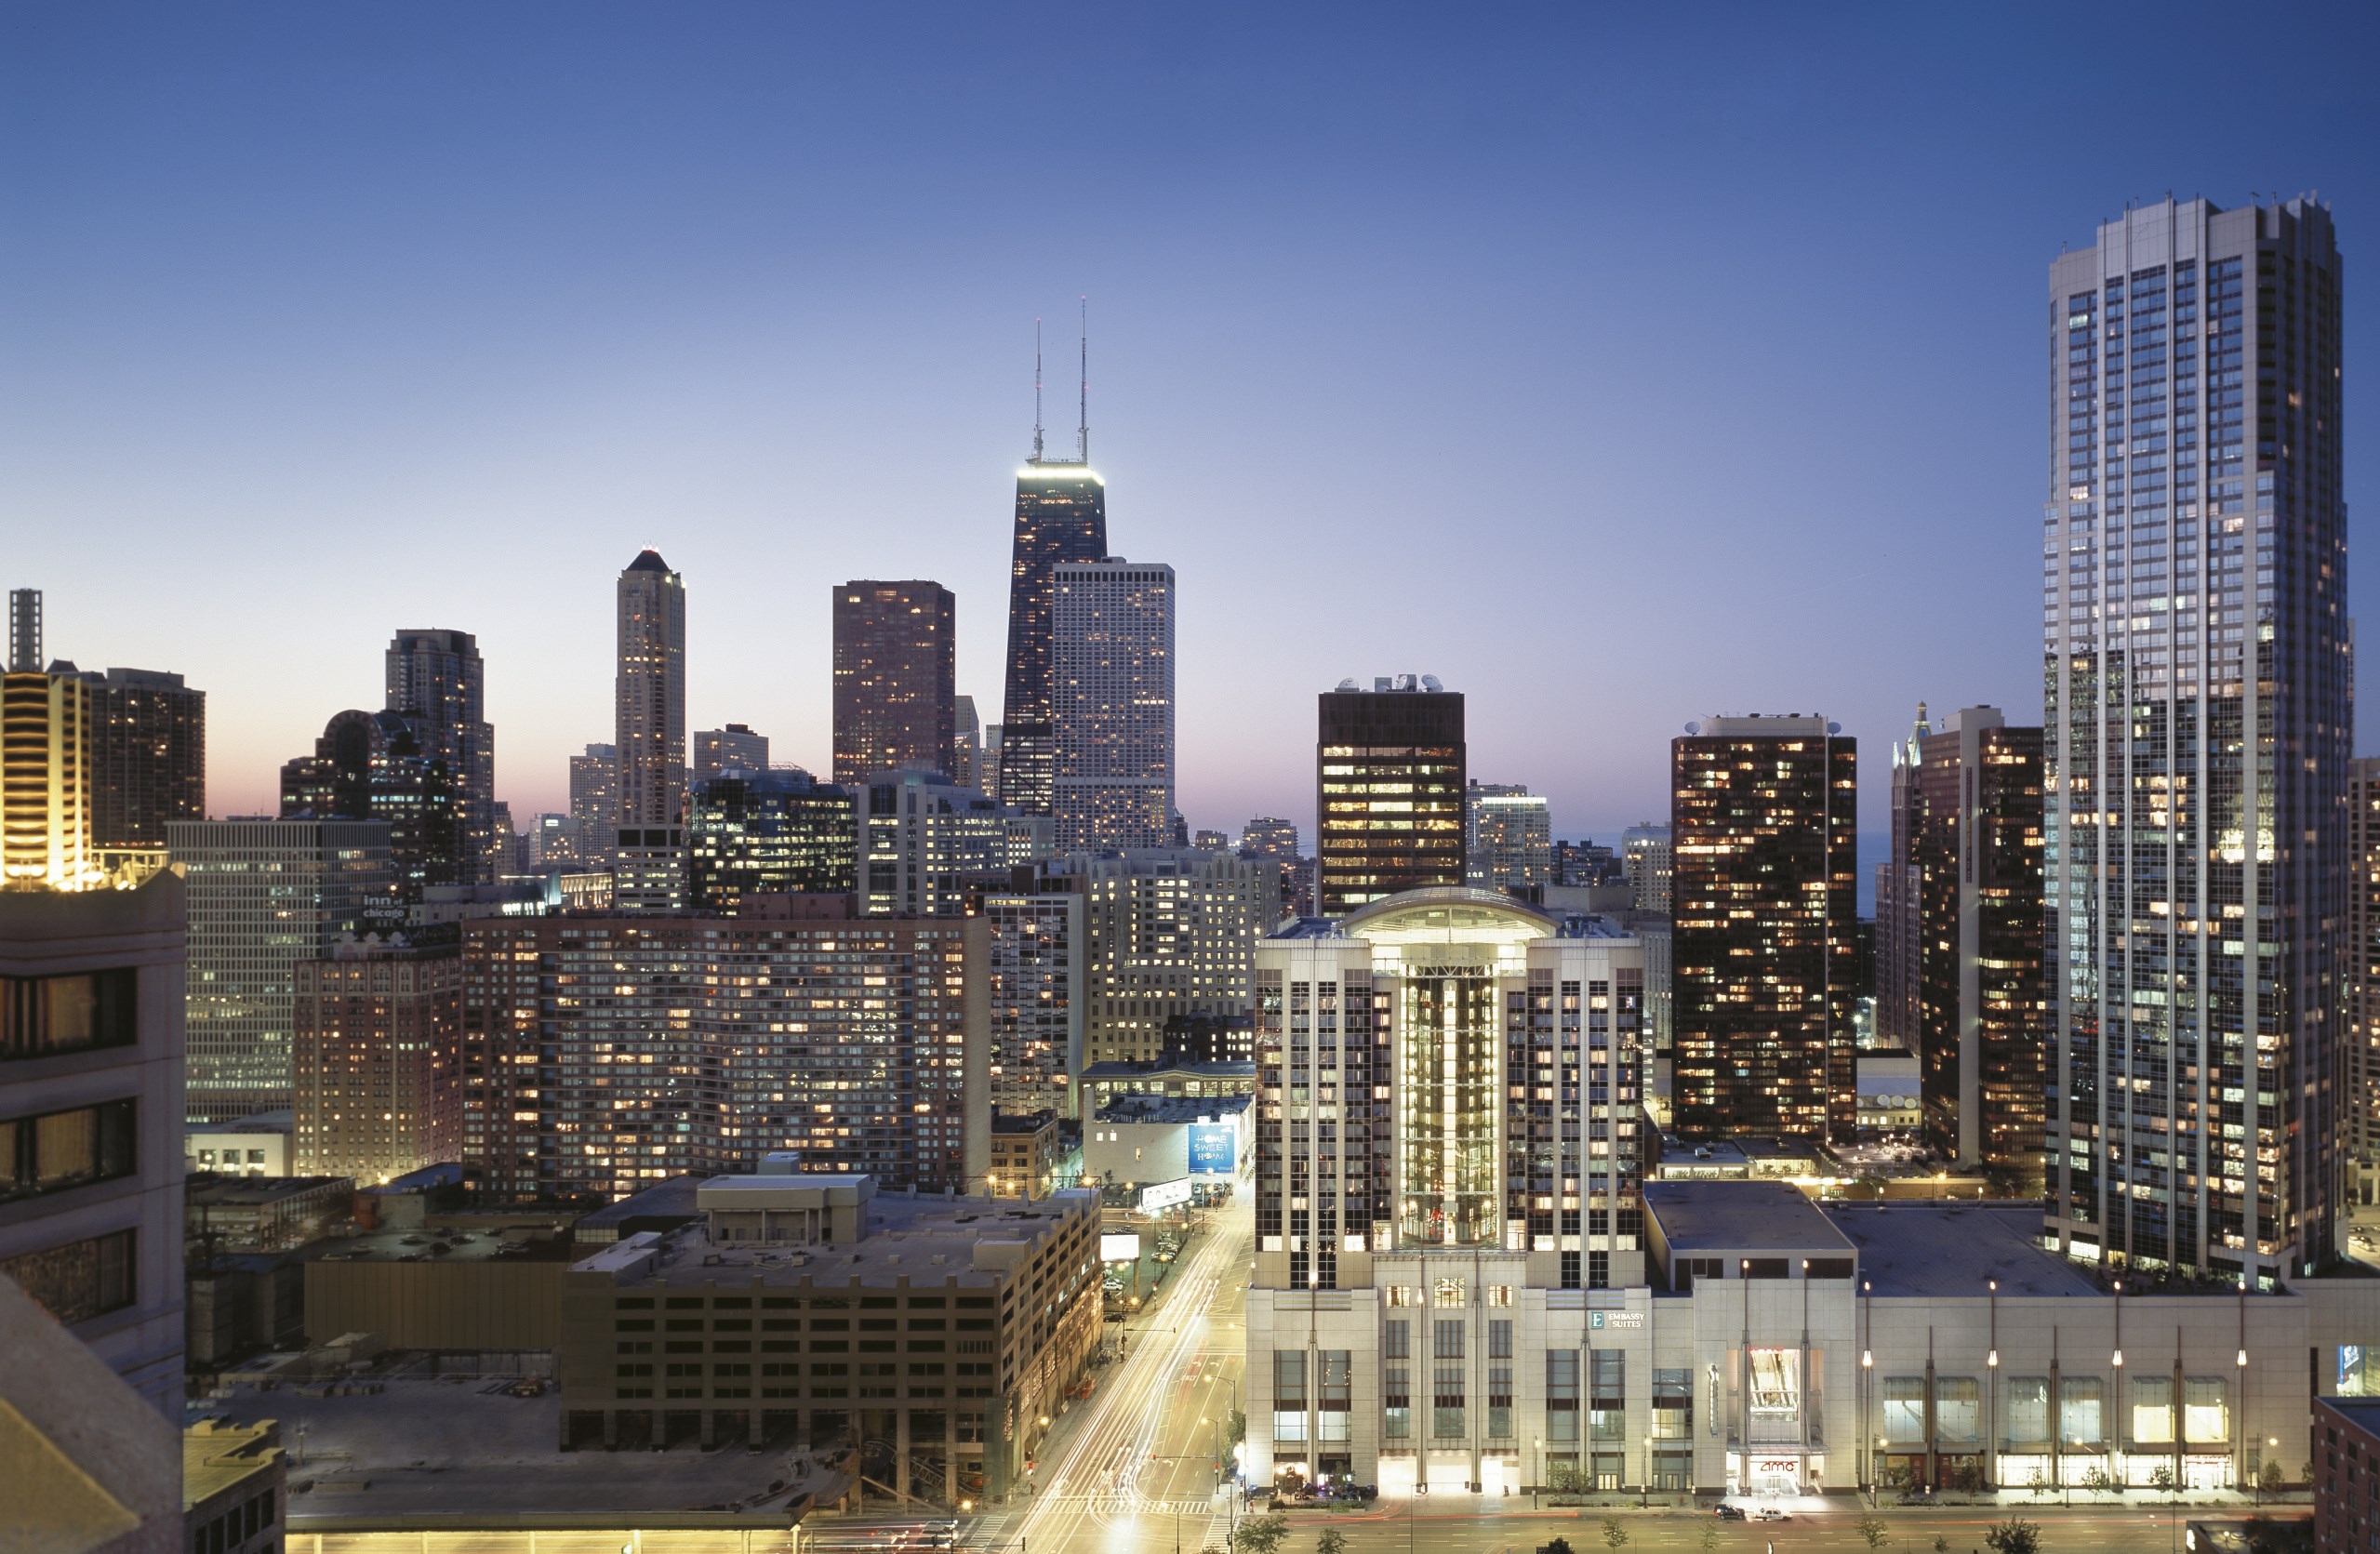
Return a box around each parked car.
[1712,1504,1748,1521]
[1751,1508,1792,1522]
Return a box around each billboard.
[1187,1122,1238,1177]
[1139,1178,1192,1213]
[1099,1232,1142,1264]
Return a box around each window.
[1273,1347,1307,1445]
[2059,1376,2105,1445]
[2131,1375,2174,1443]
[0,1229,135,1326]
[1383,1320,1409,1359]
[2,970,137,1061]
[2184,1376,2228,1443]
[1882,1376,1925,1442]
[1487,1320,1512,1360]
[1546,1350,1579,1442]
[1936,1376,1980,1445]
[2006,1377,2050,1443]
[1431,1363,1465,1438]
[1588,1251,1609,1289]
[1384,1360,1411,1439]
[1432,1320,1465,1360]
[1434,1278,1466,1308]
[1652,1366,1692,1439]
[1,1099,137,1203]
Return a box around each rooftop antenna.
[1076,295,1088,464]
[1032,318,1044,464]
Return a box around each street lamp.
[1642,1435,1653,1508]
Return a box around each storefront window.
[2059,1376,2104,1446]
[2005,1377,2050,1443]
[2183,1376,2228,1443]
[1882,1376,1925,1442]
[1936,1377,1980,1445]
[2131,1375,2174,1443]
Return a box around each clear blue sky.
[5,4,2374,851]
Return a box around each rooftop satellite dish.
[1827,722,1843,736]
[1683,722,1701,736]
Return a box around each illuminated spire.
[1032,317,1044,464]
[1077,296,1088,464]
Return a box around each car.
[1752,1508,1792,1522]
[1712,1504,1748,1520]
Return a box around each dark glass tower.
[998,466,1107,816]
[1314,676,1467,916]
[832,579,956,784]
[386,630,494,883]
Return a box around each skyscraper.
[1052,558,1175,852]
[614,551,687,911]
[1,590,98,892]
[170,817,397,1122]
[568,741,619,864]
[1619,822,1673,912]
[1054,846,1270,1068]
[693,724,770,781]
[385,630,496,883]
[1464,781,1552,891]
[998,445,1107,816]
[951,694,982,790]
[858,770,1008,917]
[1670,714,1857,1141]
[278,708,461,903]
[292,938,461,1186]
[1874,708,1929,1054]
[685,768,858,912]
[1908,707,2045,1180]
[832,580,956,783]
[983,884,1086,1120]
[1315,675,1466,917]
[2042,197,2347,1284]
[78,667,205,868]
[2348,759,2380,1207]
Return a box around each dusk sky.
[6,5,2376,857]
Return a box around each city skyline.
[9,8,2373,849]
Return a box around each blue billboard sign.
[1188,1121,1237,1176]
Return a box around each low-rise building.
[1856,1050,1922,1138]
[2316,1396,2380,1548]
[1076,1058,1256,1117]
[555,1174,1101,1504]
[185,1174,353,1255]
[186,1109,294,1177]
[989,1111,1063,1199]
[1084,1094,1251,1192]
[182,1417,285,1554]
[304,1221,573,1352]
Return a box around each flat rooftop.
[577,1188,1097,1288]
[1078,1059,1256,1080]
[312,1225,572,1265]
[1643,1180,1854,1254]
[2325,1398,2380,1436]
[1094,1094,1251,1124]
[1823,1202,2101,1298]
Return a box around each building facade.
[1051,558,1175,853]
[2042,196,2347,1284]
[694,723,770,782]
[1875,708,1927,1055]
[292,939,461,1185]
[1056,847,1270,1069]
[1316,676,1467,918]
[983,886,1086,1121]
[833,580,956,785]
[0,872,189,1417]
[568,741,619,867]
[1910,707,2045,1180]
[1465,782,1553,892]
[459,900,988,1204]
[78,666,205,869]
[385,629,497,883]
[859,771,1008,918]
[686,769,858,913]
[614,551,688,910]
[1620,824,1672,912]
[1670,715,1857,1142]
[171,817,397,1123]
[998,464,1108,817]
[2349,758,2380,1205]
[278,707,461,906]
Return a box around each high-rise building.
[1464,782,1552,892]
[385,630,496,883]
[1054,847,1271,1069]
[1,600,98,890]
[1670,714,1857,1142]
[833,580,956,785]
[1619,823,1672,910]
[1242,817,1298,859]
[1316,676,1466,917]
[2348,759,2380,1207]
[528,812,586,872]
[278,709,461,904]
[614,551,687,911]
[78,667,205,868]
[859,770,1010,917]
[1874,709,1928,1054]
[693,724,770,782]
[686,768,858,912]
[951,694,982,790]
[983,885,1087,1120]
[1552,838,1622,889]
[569,742,619,865]
[2042,197,2347,1284]
[978,724,1004,810]
[459,900,987,1203]
[0,872,190,1417]
[1254,889,1647,1293]
[999,464,1108,817]
[1904,707,2046,1180]
[291,938,460,1186]
[169,818,397,1122]
[1052,558,1175,852]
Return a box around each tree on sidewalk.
[1314,1528,1348,1554]
[1230,1513,1290,1554]
[1855,1512,1889,1549]
[1599,1516,1629,1549]
[1983,1516,2042,1554]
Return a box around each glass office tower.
[998,465,1107,817]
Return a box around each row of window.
[1,1098,138,1204]
[1,970,137,1062]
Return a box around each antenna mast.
[1032,318,1044,463]
[1076,296,1088,464]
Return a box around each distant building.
[459,900,987,1203]
[1465,781,1551,891]
[859,770,1008,917]
[183,1174,353,1255]
[613,551,687,910]
[171,818,397,1122]
[1239,817,1310,919]
[1670,714,1857,1142]
[983,885,1086,1120]
[1055,848,1270,1069]
[78,665,206,869]
[1163,1012,1255,1066]
[693,723,769,782]
[1316,675,1466,917]
[182,1417,286,1554]
[292,939,461,1186]
[278,708,461,904]
[834,580,956,785]
[1910,707,2045,1179]
[989,1110,1065,1198]
[1,589,100,890]
[184,1111,293,1178]
[1874,707,1928,1055]
[686,768,857,912]
[1051,558,1176,852]
[385,629,497,883]
[999,461,1108,817]
[1554,837,1622,889]
[568,741,619,864]
[529,810,586,871]
[1855,1050,1922,1138]
[2352,757,2380,1205]
[0,872,189,1417]
[950,694,982,790]
[1618,823,1670,909]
